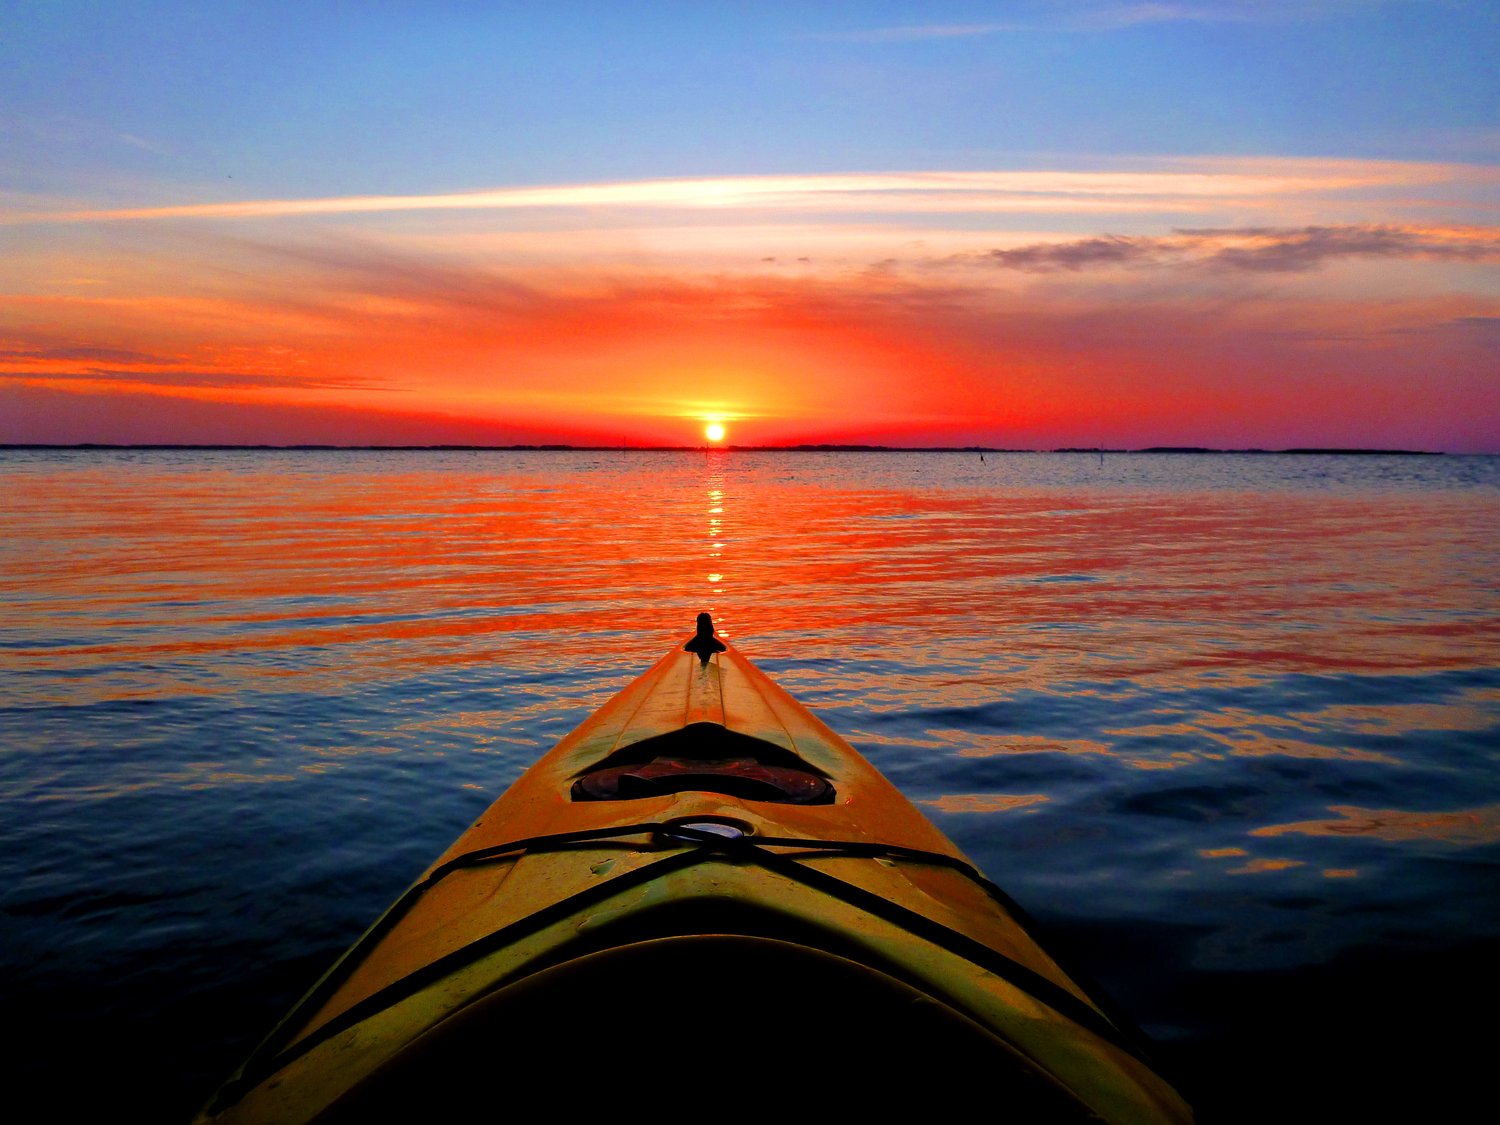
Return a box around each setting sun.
[705,422,726,443]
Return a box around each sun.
[704,422,726,443]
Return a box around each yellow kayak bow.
[198,616,1193,1122]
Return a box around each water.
[3,449,1497,1122]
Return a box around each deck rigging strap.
[214,822,1153,1113]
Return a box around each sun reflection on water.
[703,463,728,622]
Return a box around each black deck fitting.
[683,611,727,661]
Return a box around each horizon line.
[0,443,1455,455]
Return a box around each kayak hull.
[198,638,1193,1122]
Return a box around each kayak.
[197,615,1194,1122]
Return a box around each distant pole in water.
[1098,445,1104,468]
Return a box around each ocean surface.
[3,448,1497,1122]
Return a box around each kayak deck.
[199,628,1194,1122]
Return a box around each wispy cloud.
[0,368,368,391]
[1441,315,1500,341]
[0,331,381,394]
[0,344,161,364]
[1187,224,1500,270]
[808,23,1031,43]
[956,224,1500,272]
[9,160,1484,226]
[966,234,1159,270]
[808,1,1358,42]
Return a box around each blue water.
[2,449,1497,1121]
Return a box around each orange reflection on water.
[1226,857,1306,875]
[948,733,1112,757]
[920,793,1050,814]
[1290,699,1498,736]
[1252,804,1500,846]
[1121,754,1198,771]
[1108,718,1401,765]
[4,450,1496,764]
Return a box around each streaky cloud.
[956,223,1500,272]
[808,1,1344,41]
[0,344,160,364]
[806,23,1028,43]
[1186,224,1500,271]
[0,368,374,391]
[970,234,1160,270]
[229,234,547,314]
[11,161,1483,226]
[1442,316,1500,339]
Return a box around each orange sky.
[4,162,1499,449]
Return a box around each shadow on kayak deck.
[313,935,1111,1117]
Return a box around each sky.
[3,1,1497,450]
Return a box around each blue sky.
[7,1,1497,201]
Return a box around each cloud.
[1070,2,1300,30]
[1428,315,1500,343]
[956,224,1500,272]
[808,1,1358,41]
[229,234,547,316]
[0,328,383,394]
[10,161,1483,226]
[1186,225,1500,271]
[0,345,161,364]
[807,23,1029,43]
[0,367,374,392]
[969,234,1160,270]
[116,132,171,156]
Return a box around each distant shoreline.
[0,443,1451,455]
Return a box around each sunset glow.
[705,423,726,444]
[2,4,1496,451]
